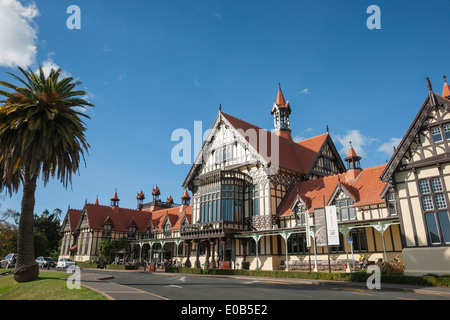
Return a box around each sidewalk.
[79,268,450,299]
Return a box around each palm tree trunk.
[13,171,39,282]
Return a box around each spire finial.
[349,141,353,148]
[427,76,433,92]
[326,125,329,133]
[219,104,222,112]
[444,75,448,84]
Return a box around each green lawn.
[0,270,108,300]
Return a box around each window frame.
[418,176,450,246]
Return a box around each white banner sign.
[305,211,311,248]
[325,206,339,246]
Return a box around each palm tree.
[0,66,93,282]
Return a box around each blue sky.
[1,0,450,216]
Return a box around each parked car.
[1,253,17,268]
[56,258,76,268]
[35,256,56,268]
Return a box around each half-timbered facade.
[59,189,192,264]
[59,80,450,275]
[177,86,397,271]
[381,78,450,275]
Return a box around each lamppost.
[154,225,159,265]
[195,220,201,268]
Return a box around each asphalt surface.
[77,269,450,301]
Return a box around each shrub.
[377,260,405,275]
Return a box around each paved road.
[78,269,450,301]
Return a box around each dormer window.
[294,204,307,225]
[102,224,112,239]
[128,226,136,240]
[332,199,356,221]
[386,193,397,216]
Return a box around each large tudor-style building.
[60,80,450,275]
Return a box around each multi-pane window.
[349,228,368,252]
[102,224,112,239]
[431,177,444,192]
[293,204,307,225]
[419,177,450,245]
[200,184,221,223]
[444,124,450,140]
[220,183,244,222]
[287,234,309,254]
[332,199,356,221]
[214,145,233,164]
[386,193,397,215]
[431,126,443,143]
[249,185,259,217]
[84,233,90,255]
[419,179,431,194]
[420,178,446,211]
[128,227,136,240]
[422,196,434,211]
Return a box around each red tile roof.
[277,164,387,217]
[275,85,287,108]
[221,112,328,174]
[75,202,192,233]
[182,189,191,200]
[111,191,119,201]
[347,146,358,158]
[443,82,450,98]
[67,209,82,232]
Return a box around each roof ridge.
[295,132,328,144]
[221,112,264,131]
[360,163,387,171]
[86,203,151,213]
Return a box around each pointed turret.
[345,142,362,181]
[94,196,99,206]
[180,189,191,212]
[137,190,145,210]
[271,83,292,140]
[110,189,120,207]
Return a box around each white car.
[56,258,76,268]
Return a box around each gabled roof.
[151,205,192,231]
[277,164,387,216]
[61,208,82,233]
[380,90,450,182]
[221,112,330,174]
[82,204,152,232]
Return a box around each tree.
[34,209,62,257]
[0,66,93,282]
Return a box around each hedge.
[165,267,450,287]
[75,262,137,270]
[105,264,137,270]
[76,262,99,269]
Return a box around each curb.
[160,272,450,298]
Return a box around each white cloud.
[299,88,310,95]
[378,137,402,156]
[38,54,71,78]
[293,136,306,142]
[214,12,222,19]
[335,130,378,158]
[0,0,39,68]
[194,77,200,87]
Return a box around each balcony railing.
[180,220,249,239]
